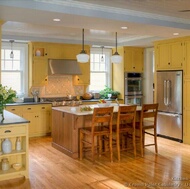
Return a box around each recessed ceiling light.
[121,26,128,30]
[173,32,179,36]
[53,18,61,22]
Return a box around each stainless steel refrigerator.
[156,70,183,142]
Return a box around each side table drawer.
[0,125,26,136]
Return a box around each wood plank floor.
[0,135,190,189]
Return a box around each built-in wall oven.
[124,72,143,105]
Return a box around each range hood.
[48,59,82,75]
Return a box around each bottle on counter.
[15,137,21,151]
[2,138,12,154]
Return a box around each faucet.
[115,98,119,106]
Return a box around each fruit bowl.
[97,101,111,107]
[12,163,22,171]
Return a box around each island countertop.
[52,103,141,116]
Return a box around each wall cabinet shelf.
[0,123,28,181]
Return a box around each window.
[1,42,28,96]
[89,47,112,91]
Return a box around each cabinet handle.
[168,62,170,65]
[27,108,31,110]
[133,67,135,69]
[4,130,11,133]
[62,113,64,117]
[42,107,45,109]
[11,109,16,111]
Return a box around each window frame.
[1,41,28,96]
[89,47,112,92]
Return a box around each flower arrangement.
[0,84,16,120]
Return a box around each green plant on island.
[99,86,120,99]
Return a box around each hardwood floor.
[0,135,190,189]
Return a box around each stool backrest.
[91,107,114,133]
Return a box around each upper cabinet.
[73,62,90,85]
[28,42,49,87]
[155,41,184,70]
[124,47,144,72]
[28,42,90,88]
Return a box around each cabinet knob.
[168,62,170,65]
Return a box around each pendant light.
[76,28,89,63]
[10,40,14,59]
[101,46,104,62]
[111,32,122,64]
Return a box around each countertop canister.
[2,138,12,154]
[1,158,10,171]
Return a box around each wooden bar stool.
[114,105,137,161]
[136,103,159,157]
[79,106,114,162]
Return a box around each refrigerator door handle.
[164,80,167,105]
[166,80,171,106]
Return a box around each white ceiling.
[1,0,190,47]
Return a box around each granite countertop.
[6,102,52,106]
[52,104,141,116]
[0,110,30,125]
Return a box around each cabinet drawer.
[0,125,26,136]
[39,104,51,111]
[22,106,40,112]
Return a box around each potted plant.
[99,86,120,99]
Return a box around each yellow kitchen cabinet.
[6,104,52,137]
[6,106,23,117]
[0,122,29,181]
[184,40,190,78]
[31,43,49,59]
[73,62,90,85]
[155,41,184,70]
[124,47,144,72]
[48,44,82,59]
[32,59,48,86]
[28,42,49,88]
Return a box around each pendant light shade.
[76,28,89,63]
[10,40,14,59]
[111,32,122,64]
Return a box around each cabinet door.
[156,44,170,69]
[133,48,144,72]
[73,62,90,85]
[22,106,40,137]
[32,60,48,86]
[184,40,190,78]
[39,105,51,134]
[124,48,144,72]
[170,42,183,69]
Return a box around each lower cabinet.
[6,104,52,137]
[0,123,29,181]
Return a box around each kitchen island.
[52,104,141,159]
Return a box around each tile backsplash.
[31,76,84,97]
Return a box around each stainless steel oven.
[125,95,143,106]
[124,72,143,105]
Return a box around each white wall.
[143,47,154,104]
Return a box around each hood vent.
[48,59,82,75]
